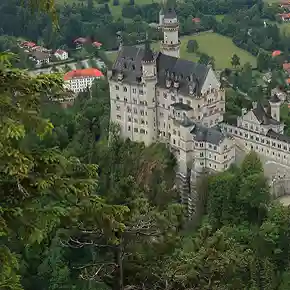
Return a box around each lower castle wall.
[222,124,290,168]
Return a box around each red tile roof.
[272,50,282,57]
[283,63,290,70]
[279,13,290,19]
[192,17,201,23]
[92,41,102,47]
[22,41,36,47]
[74,37,87,44]
[55,49,67,55]
[286,78,290,84]
[64,68,103,81]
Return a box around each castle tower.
[160,6,180,58]
[141,41,158,145]
[269,94,282,122]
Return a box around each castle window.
[272,142,276,147]
[128,117,132,122]
[284,145,287,150]
[116,105,120,111]
[116,95,120,100]
[200,152,204,157]
[278,144,281,149]
[140,110,144,116]
[134,118,138,123]
[173,139,176,145]
[139,89,144,95]
[134,128,138,133]
[124,98,128,102]
[266,140,270,145]
[256,137,259,141]
[214,146,217,150]
[133,98,137,104]
[117,115,121,120]
[115,85,119,90]
[123,87,127,92]
[141,119,145,124]
[128,126,131,131]
[133,88,136,93]
[132,64,135,70]
[140,129,145,134]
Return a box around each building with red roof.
[192,18,201,23]
[64,68,104,93]
[92,41,102,48]
[272,50,282,57]
[278,13,290,21]
[54,49,68,60]
[21,41,36,48]
[283,62,290,70]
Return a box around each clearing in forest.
[151,32,257,69]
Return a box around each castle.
[108,5,290,216]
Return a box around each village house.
[64,68,104,94]
[54,49,69,61]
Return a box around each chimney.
[252,102,257,109]
[241,108,247,116]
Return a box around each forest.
[1,50,290,289]
[2,1,290,290]
[0,0,288,57]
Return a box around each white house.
[64,68,104,94]
[54,49,69,61]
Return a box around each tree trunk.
[114,237,124,290]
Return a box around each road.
[264,160,290,179]
[28,58,105,76]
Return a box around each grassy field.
[279,23,290,36]
[151,32,257,69]
[106,32,257,69]
[215,15,225,22]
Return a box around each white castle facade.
[108,6,290,216]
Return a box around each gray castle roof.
[171,102,192,111]
[269,94,281,103]
[252,102,280,125]
[190,124,226,145]
[164,7,177,19]
[266,129,290,143]
[111,45,210,96]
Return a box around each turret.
[269,94,282,122]
[159,7,164,26]
[141,41,158,145]
[160,5,180,58]
[142,41,156,79]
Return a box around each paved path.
[277,195,290,206]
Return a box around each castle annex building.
[108,6,290,214]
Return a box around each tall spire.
[142,34,154,62]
